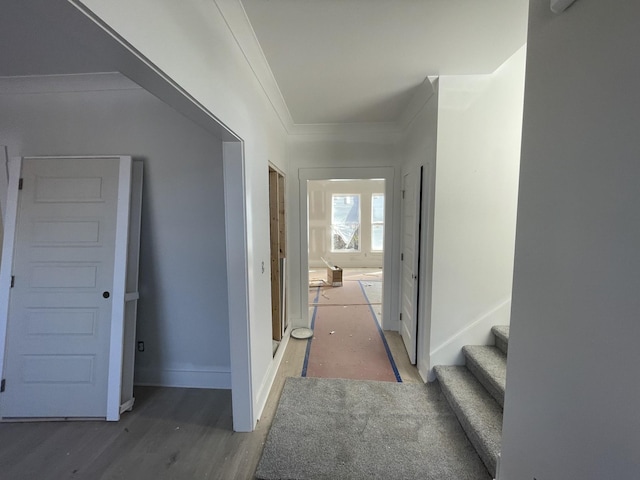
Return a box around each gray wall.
[500,0,640,478]
[0,77,230,388]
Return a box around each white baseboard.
[134,366,231,389]
[428,299,511,380]
[254,327,291,421]
[418,355,431,383]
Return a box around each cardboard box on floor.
[327,266,343,286]
[322,256,343,286]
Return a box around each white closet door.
[1,157,120,418]
[400,167,422,365]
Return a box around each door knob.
[103,291,110,299]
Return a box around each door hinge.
[401,253,404,261]
[399,313,403,321]
[1,379,5,392]
[18,178,23,190]
[10,276,14,288]
[402,190,405,199]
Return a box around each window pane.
[332,226,360,251]
[331,194,360,252]
[372,194,384,223]
[372,224,384,251]
[332,194,360,223]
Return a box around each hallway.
[305,268,422,383]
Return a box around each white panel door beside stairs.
[0,156,138,420]
[400,167,422,365]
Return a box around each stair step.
[434,365,503,478]
[491,325,510,355]
[463,345,507,408]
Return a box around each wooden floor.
[0,335,421,479]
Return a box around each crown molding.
[289,120,399,137]
[396,76,437,132]
[214,0,295,132]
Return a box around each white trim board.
[0,146,8,226]
[223,141,254,432]
[134,367,232,389]
[254,326,292,422]
[106,156,133,421]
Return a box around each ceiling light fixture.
[551,0,578,13]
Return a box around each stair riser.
[436,377,498,478]
[490,325,509,355]
[465,356,504,408]
[495,336,508,355]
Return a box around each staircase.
[434,325,509,479]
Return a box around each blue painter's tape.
[301,286,321,377]
[358,280,402,383]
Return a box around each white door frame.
[0,155,132,421]
[223,141,254,432]
[298,167,396,330]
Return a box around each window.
[331,194,360,251]
[371,193,384,251]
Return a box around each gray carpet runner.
[434,325,509,479]
[256,377,492,480]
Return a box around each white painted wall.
[428,46,526,371]
[500,1,640,478]
[400,80,439,381]
[0,79,231,388]
[287,135,402,331]
[76,0,289,428]
[308,179,385,269]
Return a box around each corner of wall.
[429,299,511,372]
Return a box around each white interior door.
[400,167,422,364]
[1,157,120,418]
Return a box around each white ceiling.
[241,0,529,126]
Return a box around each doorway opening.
[0,1,255,431]
[269,165,287,356]
[307,178,385,320]
[303,178,399,381]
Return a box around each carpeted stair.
[434,325,509,479]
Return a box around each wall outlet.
[137,341,145,352]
